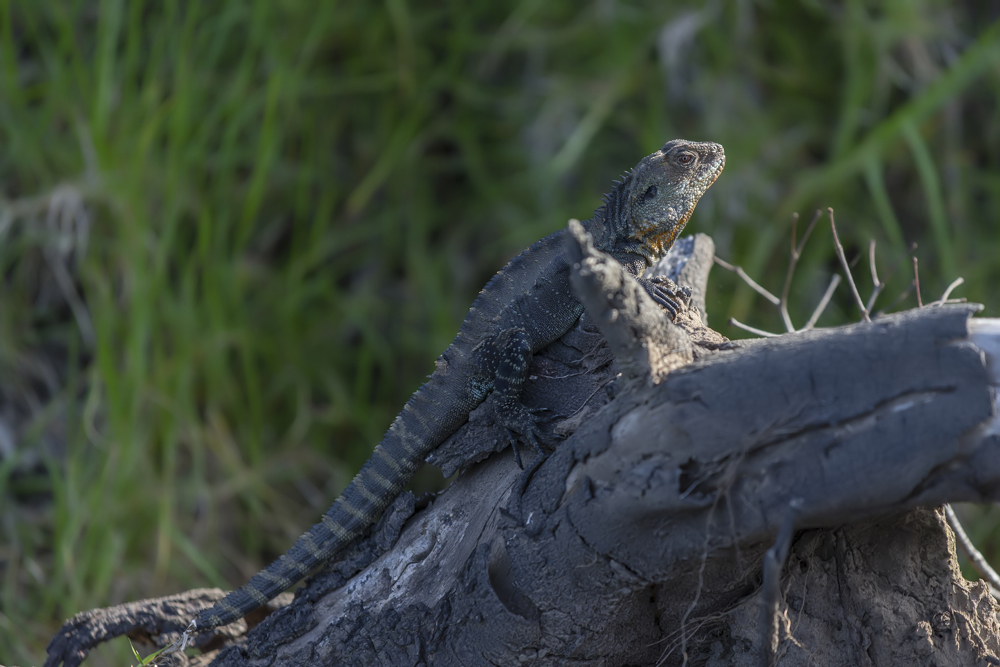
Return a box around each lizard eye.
[677,152,695,165]
[643,185,658,201]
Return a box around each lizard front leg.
[472,327,542,469]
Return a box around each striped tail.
[194,376,468,631]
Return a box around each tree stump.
[44,229,1000,667]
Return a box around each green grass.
[1,1,999,664]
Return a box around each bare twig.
[828,208,870,322]
[779,214,801,333]
[759,499,801,667]
[913,257,923,308]
[779,210,822,334]
[796,211,822,255]
[728,318,779,338]
[802,274,841,331]
[868,240,880,288]
[933,277,965,306]
[865,241,884,312]
[944,504,1000,596]
[714,256,781,306]
[866,241,918,313]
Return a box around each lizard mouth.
[633,147,725,254]
[704,151,726,186]
[680,150,724,197]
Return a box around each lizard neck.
[590,172,686,276]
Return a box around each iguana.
[178,139,725,644]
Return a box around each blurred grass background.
[1,1,998,664]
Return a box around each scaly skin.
[186,139,725,636]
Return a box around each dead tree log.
[45,230,1000,667]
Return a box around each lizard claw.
[506,416,542,470]
[510,437,526,469]
[160,619,197,657]
[650,275,692,300]
[488,398,543,469]
[639,276,691,319]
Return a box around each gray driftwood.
[44,231,1000,667]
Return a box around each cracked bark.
[45,231,1000,667]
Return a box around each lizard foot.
[485,397,543,469]
[159,619,197,658]
[639,276,691,319]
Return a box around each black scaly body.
[191,139,725,633]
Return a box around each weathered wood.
[44,232,1000,666]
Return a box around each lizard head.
[599,139,725,263]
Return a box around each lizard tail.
[193,382,456,632]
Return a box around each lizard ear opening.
[643,185,658,201]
